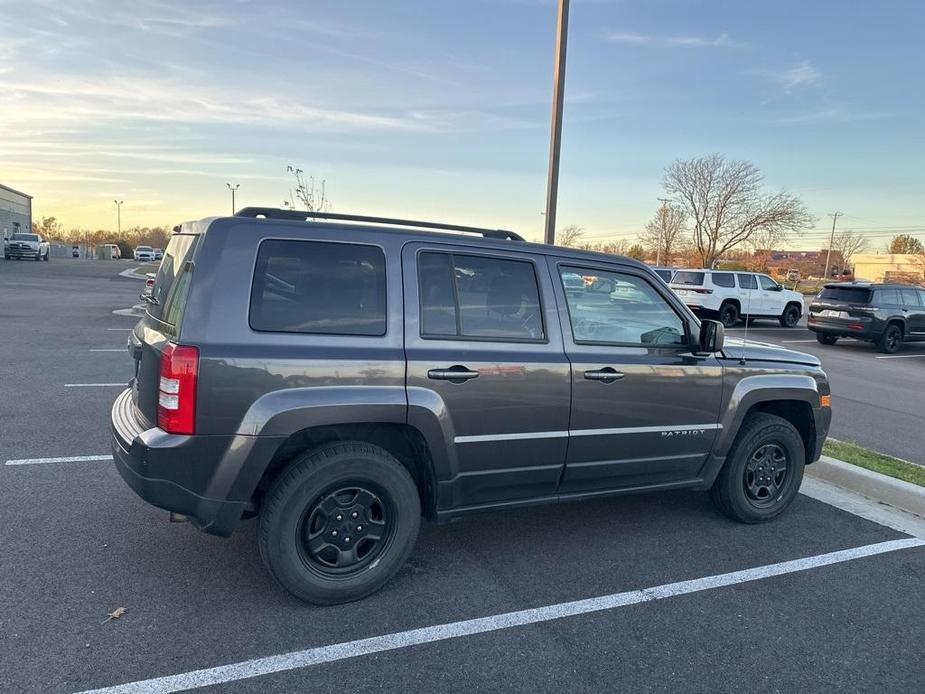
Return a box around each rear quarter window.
[711,273,735,288]
[149,234,200,328]
[249,239,387,336]
[672,271,704,286]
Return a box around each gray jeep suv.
[112,208,831,604]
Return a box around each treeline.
[32,216,171,250]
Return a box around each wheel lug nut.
[335,514,343,521]
[345,536,351,543]
[351,512,358,519]
[356,525,363,532]
[332,530,338,536]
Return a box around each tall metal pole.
[656,197,671,266]
[227,183,240,214]
[114,200,123,235]
[543,0,570,245]
[823,211,841,280]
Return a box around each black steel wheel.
[710,413,805,523]
[877,324,903,354]
[816,333,838,345]
[259,441,421,605]
[719,302,739,328]
[779,304,801,328]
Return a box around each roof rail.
[234,207,525,241]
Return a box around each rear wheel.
[816,333,838,345]
[258,441,421,605]
[877,324,903,354]
[719,302,740,328]
[779,303,801,328]
[710,413,805,523]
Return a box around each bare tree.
[638,203,687,264]
[557,224,585,247]
[663,154,814,268]
[626,243,646,260]
[887,234,924,254]
[284,165,332,212]
[831,230,868,265]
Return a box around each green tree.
[887,234,924,254]
[626,243,646,260]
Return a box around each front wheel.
[258,441,421,605]
[779,304,801,328]
[43,251,49,261]
[710,413,805,523]
[719,302,740,328]
[877,324,903,354]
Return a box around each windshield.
[137,246,153,252]
[819,287,873,304]
[672,271,705,286]
[12,234,39,242]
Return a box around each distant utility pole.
[226,183,240,214]
[543,0,570,245]
[656,197,671,266]
[823,212,842,279]
[114,200,123,235]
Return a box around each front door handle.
[428,365,480,384]
[584,367,625,383]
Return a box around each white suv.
[133,245,155,262]
[670,270,804,328]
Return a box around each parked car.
[113,208,831,604]
[808,282,925,354]
[72,245,80,258]
[153,247,164,260]
[103,243,121,260]
[133,245,155,262]
[649,266,676,283]
[4,232,50,261]
[670,270,804,328]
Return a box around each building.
[763,249,845,279]
[853,254,925,284]
[0,183,33,243]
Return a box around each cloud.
[761,60,822,91]
[774,107,894,125]
[606,31,745,48]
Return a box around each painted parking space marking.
[781,339,818,343]
[107,328,133,331]
[75,538,925,694]
[875,354,925,359]
[64,383,126,387]
[89,348,126,352]
[5,454,113,466]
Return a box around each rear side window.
[737,274,758,289]
[418,252,544,341]
[150,234,199,327]
[672,271,704,285]
[250,240,386,336]
[820,287,872,303]
[874,289,898,305]
[711,273,735,288]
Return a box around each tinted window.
[149,234,199,325]
[876,289,899,305]
[737,274,758,289]
[820,287,872,303]
[11,233,39,242]
[758,275,779,290]
[250,240,386,335]
[672,271,704,285]
[712,272,735,288]
[653,268,673,282]
[418,252,544,341]
[560,266,686,346]
[899,288,921,306]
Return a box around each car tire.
[258,441,421,605]
[719,302,739,328]
[43,251,49,261]
[779,303,801,328]
[816,333,838,345]
[877,324,903,354]
[709,413,805,523]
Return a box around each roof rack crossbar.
[234,207,525,241]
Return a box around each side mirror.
[698,320,725,353]
[772,284,784,291]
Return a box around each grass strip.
[823,439,925,488]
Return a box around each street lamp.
[543,0,570,245]
[226,183,240,214]
[114,200,123,235]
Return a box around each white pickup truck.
[4,233,50,261]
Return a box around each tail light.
[157,343,199,434]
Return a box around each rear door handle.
[584,367,625,383]
[428,366,480,383]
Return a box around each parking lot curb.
[118,267,149,280]
[807,456,925,519]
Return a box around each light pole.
[226,183,240,214]
[114,200,123,236]
[656,197,671,266]
[543,0,570,245]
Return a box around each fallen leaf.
[101,607,127,624]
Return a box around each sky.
[2,0,924,248]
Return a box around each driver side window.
[558,266,686,346]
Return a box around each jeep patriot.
[112,208,832,604]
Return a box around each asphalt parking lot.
[1,260,924,694]
[724,317,925,464]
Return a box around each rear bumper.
[110,388,282,537]
[807,316,878,339]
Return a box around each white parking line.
[781,340,818,343]
[75,538,924,694]
[5,454,112,466]
[875,354,925,359]
[107,328,133,331]
[89,348,125,352]
[64,383,125,388]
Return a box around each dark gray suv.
[112,208,832,604]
